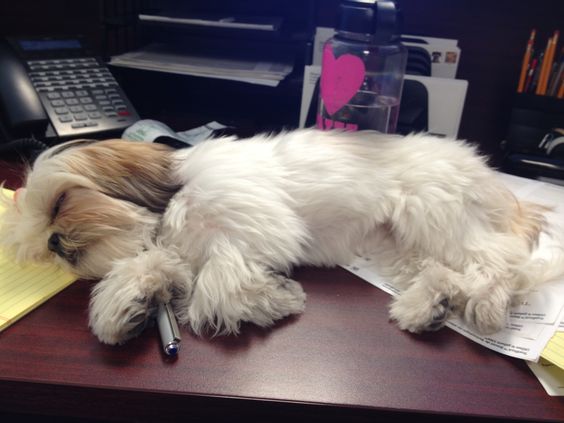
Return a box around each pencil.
[558,76,564,99]
[531,53,543,93]
[548,47,564,96]
[548,59,563,96]
[518,29,536,93]
[537,31,559,95]
[535,36,551,94]
[543,31,559,95]
[524,57,538,93]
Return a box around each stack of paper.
[110,44,294,87]
[0,188,76,332]
[138,13,283,32]
[343,173,564,395]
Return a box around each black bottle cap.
[337,0,402,42]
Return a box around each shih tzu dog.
[1,129,561,345]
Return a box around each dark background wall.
[0,0,563,162]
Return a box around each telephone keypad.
[27,56,138,137]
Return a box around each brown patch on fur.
[510,200,551,250]
[51,186,150,265]
[60,140,181,212]
[56,187,138,237]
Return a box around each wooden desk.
[0,159,562,422]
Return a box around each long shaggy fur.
[1,129,562,344]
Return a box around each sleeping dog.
[1,129,560,344]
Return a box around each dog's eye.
[51,192,66,220]
[47,232,61,253]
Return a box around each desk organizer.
[505,93,564,154]
[503,94,564,181]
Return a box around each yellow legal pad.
[0,188,76,331]
[542,332,564,371]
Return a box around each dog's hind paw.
[464,288,509,335]
[390,290,453,333]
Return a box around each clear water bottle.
[317,0,407,133]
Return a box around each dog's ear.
[60,140,181,212]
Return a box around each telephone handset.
[0,36,139,144]
[0,41,48,139]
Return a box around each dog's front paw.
[464,287,509,335]
[259,275,307,321]
[89,276,154,345]
[390,290,452,333]
[88,248,192,345]
[187,273,307,336]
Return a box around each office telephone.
[0,36,139,144]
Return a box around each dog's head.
[0,139,180,279]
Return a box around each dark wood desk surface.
[0,159,563,422]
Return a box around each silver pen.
[157,302,181,356]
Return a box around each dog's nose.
[47,233,61,253]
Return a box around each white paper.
[299,65,321,128]
[510,287,564,325]
[527,358,564,396]
[138,14,280,31]
[122,119,227,146]
[176,121,228,145]
[110,44,293,87]
[312,27,337,67]
[122,119,181,142]
[343,173,564,362]
[404,74,468,137]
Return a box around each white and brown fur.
[0,129,562,345]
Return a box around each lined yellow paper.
[542,332,564,370]
[0,188,76,331]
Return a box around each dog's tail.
[513,200,564,290]
[522,248,564,296]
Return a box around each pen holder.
[504,93,564,155]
